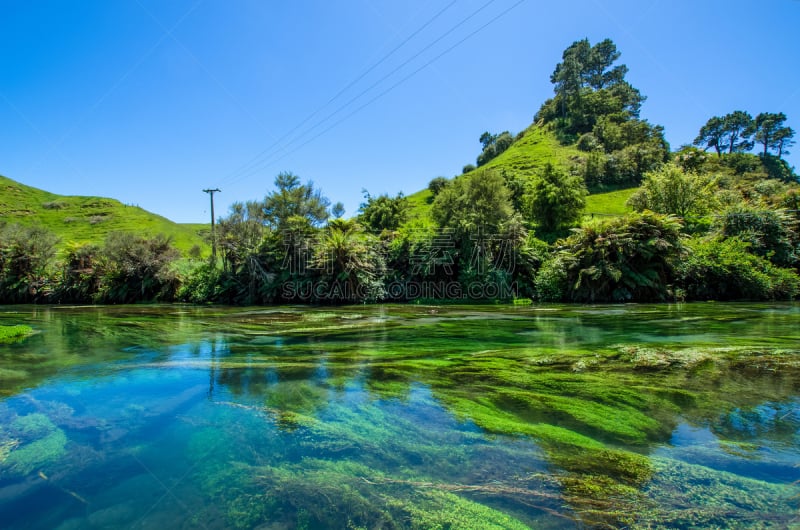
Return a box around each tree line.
[695,111,794,158]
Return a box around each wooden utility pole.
[203,188,221,261]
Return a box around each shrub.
[534,256,568,302]
[555,212,684,302]
[715,207,799,267]
[0,224,59,303]
[678,237,799,300]
[427,176,449,196]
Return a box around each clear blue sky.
[2,0,799,223]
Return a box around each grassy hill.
[406,124,635,221]
[479,124,582,174]
[0,174,210,255]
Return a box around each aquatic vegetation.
[0,413,68,476]
[0,324,34,344]
[199,459,534,530]
[0,303,799,528]
[637,458,799,528]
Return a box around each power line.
[224,0,528,186]
[218,0,460,186]
[218,0,505,188]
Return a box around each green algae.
[199,459,534,530]
[0,325,34,344]
[0,413,68,476]
[1,303,799,528]
[637,457,800,528]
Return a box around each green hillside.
[407,124,631,220]
[479,124,581,174]
[0,174,209,254]
[584,187,636,217]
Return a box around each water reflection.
[0,304,798,528]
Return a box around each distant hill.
[405,124,635,221]
[0,174,210,254]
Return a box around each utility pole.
[203,188,221,261]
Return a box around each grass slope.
[0,174,209,255]
[584,187,637,218]
[406,124,634,220]
[480,123,582,174]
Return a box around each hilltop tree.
[754,112,788,156]
[428,176,449,196]
[540,38,644,135]
[722,111,754,153]
[694,116,725,156]
[695,111,756,156]
[476,131,514,166]
[774,126,795,158]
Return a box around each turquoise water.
[0,304,798,528]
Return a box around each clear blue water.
[0,303,798,529]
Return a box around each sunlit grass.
[0,174,209,255]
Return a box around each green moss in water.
[1,413,68,476]
[201,459,532,530]
[392,489,532,530]
[636,457,800,528]
[0,325,34,344]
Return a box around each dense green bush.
[678,238,799,300]
[358,192,409,232]
[96,232,180,303]
[177,262,225,304]
[627,163,717,220]
[715,207,798,267]
[524,163,587,235]
[0,224,59,303]
[427,176,449,196]
[57,242,102,303]
[534,255,569,302]
[547,212,684,302]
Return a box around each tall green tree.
[774,126,795,158]
[331,202,345,219]
[540,38,644,135]
[694,116,725,156]
[358,192,409,232]
[217,201,266,275]
[432,169,513,238]
[524,163,587,234]
[722,111,754,153]
[260,172,330,230]
[312,220,385,302]
[754,112,788,156]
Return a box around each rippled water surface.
[0,303,798,528]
